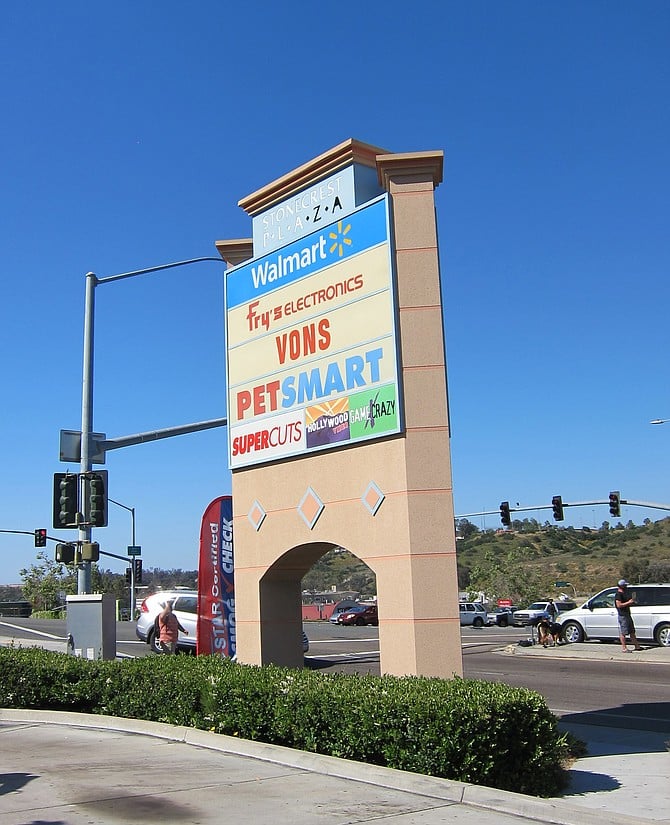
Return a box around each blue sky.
[1,2,669,584]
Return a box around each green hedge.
[0,647,572,796]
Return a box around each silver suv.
[459,602,488,627]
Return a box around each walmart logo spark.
[328,220,352,257]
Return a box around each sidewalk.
[1,709,666,825]
[1,637,668,824]
[503,636,670,664]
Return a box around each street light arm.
[77,255,225,595]
[95,256,224,285]
[101,417,228,453]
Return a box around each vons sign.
[225,195,402,469]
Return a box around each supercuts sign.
[225,195,402,469]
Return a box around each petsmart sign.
[225,194,402,469]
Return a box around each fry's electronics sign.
[225,195,402,469]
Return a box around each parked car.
[328,600,360,623]
[487,606,520,627]
[136,589,198,653]
[459,602,488,627]
[136,589,309,653]
[512,600,577,627]
[557,584,670,646]
[337,604,378,626]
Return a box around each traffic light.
[80,541,100,562]
[53,472,78,528]
[609,491,621,518]
[34,528,47,547]
[500,501,511,527]
[134,559,142,584]
[125,567,132,584]
[552,495,564,521]
[83,471,108,527]
[55,543,75,564]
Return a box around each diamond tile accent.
[247,500,267,531]
[362,481,385,516]
[298,486,324,530]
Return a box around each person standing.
[158,600,187,654]
[615,579,641,653]
[546,598,559,621]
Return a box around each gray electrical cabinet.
[66,593,116,660]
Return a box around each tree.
[19,552,74,612]
[456,519,479,540]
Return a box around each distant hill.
[301,518,670,603]
[455,516,670,598]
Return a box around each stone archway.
[258,541,339,667]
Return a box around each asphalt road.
[3,617,669,733]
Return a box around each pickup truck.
[512,600,577,626]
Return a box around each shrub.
[0,648,572,796]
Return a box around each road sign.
[554,581,569,587]
[127,545,142,556]
[59,430,107,464]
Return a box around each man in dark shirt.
[615,579,641,653]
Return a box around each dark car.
[488,606,520,627]
[337,604,379,626]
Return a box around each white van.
[557,584,670,647]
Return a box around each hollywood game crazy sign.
[225,195,403,469]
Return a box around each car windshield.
[527,603,547,610]
[346,606,366,613]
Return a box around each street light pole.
[78,272,97,594]
[109,497,136,618]
[77,256,225,594]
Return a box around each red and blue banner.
[197,495,235,657]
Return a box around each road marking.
[306,650,381,660]
[0,621,65,641]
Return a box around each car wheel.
[149,630,163,654]
[498,617,508,628]
[561,621,584,644]
[654,622,670,647]
[472,617,484,628]
[355,617,366,626]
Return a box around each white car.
[136,589,309,654]
[135,590,198,653]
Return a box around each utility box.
[66,593,116,660]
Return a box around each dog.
[536,616,562,647]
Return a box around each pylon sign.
[225,195,402,469]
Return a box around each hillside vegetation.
[302,517,670,606]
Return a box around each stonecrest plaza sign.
[224,194,403,469]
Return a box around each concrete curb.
[502,641,670,663]
[0,708,653,825]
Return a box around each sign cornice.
[239,138,388,217]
